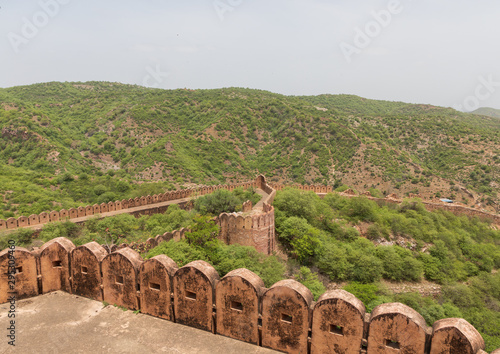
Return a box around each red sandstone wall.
[0,237,494,354]
[0,178,265,231]
[217,175,277,255]
[3,177,496,232]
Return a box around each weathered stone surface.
[311,289,366,354]
[69,208,78,219]
[430,318,485,354]
[102,247,142,310]
[216,268,264,344]
[242,200,253,212]
[39,212,49,224]
[39,237,75,294]
[6,217,17,229]
[100,202,109,213]
[0,219,6,230]
[0,246,38,303]
[77,206,85,217]
[367,302,428,354]
[17,216,29,227]
[139,255,177,320]
[29,214,39,225]
[0,291,278,354]
[49,210,60,222]
[217,206,276,255]
[262,279,313,354]
[71,242,107,301]
[173,260,219,332]
[60,209,69,219]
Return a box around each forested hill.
[0,81,498,217]
[473,107,500,119]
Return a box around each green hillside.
[0,82,499,218]
[473,107,500,119]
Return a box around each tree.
[277,216,321,264]
[185,215,219,247]
[194,189,240,215]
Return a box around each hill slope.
[0,82,498,217]
[472,107,500,119]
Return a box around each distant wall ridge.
[0,179,260,231]
[270,183,500,224]
[1,177,497,232]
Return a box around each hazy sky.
[1,0,499,111]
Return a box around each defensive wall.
[1,177,497,232]
[216,175,277,255]
[1,237,496,354]
[121,176,278,255]
[217,202,276,255]
[0,180,259,231]
[0,175,279,258]
[270,183,500,225]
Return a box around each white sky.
[1,0,499,111]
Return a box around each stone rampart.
[217,203,276,255]
[217,175,277,255]
[0,238,494,354]
[0,180,259,231]
[270,184,499,224]
[3,178,495,233]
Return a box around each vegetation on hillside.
[194,187,261,216]
[1,81,499,349]
[1,82,498,218]
[273,188,500,350]
[274,188,500,284]
[473,107,500,119]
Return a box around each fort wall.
[216,175,277,255]
[0,237,494,354]
[1,178,496,232]
[0,180,259,231]
[216,202,276,255]
[270,183,500,225]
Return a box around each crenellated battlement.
[270,183,500,224]
[0,237,493,354]
[0,180,259,231]
[217,202,276,255]
[2,177,496,233]
[216,175,277,255]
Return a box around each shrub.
[194,189,240,215]
[343,282,382,309]
[294,267,326,301]
[0,228,34,249]
[185,215,219,247]
[277,216,321,264]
